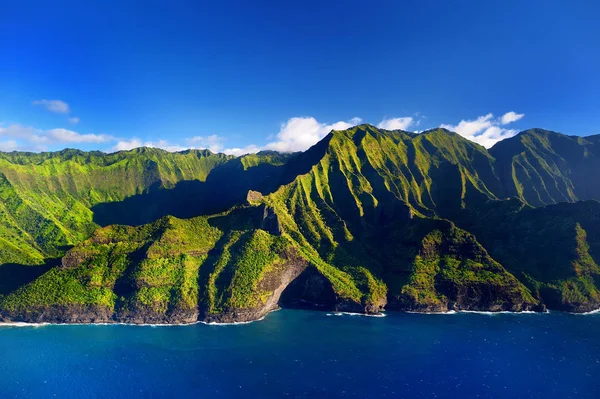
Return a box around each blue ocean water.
[0,310,598,398]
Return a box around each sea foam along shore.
[405,310,543,315]
[575,308,600,315]
[0,317,272,328]
[2,307,597,328]
[200,315,268,326]
[0,321,201,328]
[326,312,386,318]
[457,310,541,315]
[0,309,278,328]
[0,319,268,328]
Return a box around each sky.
[1,0,599,154]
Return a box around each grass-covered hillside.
[491,129,600,206]
[0,148,232,264]
[458,199,600,312]
[1,125,600,322]
[0,205,310,323]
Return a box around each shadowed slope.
[491,129,600,206]
[0,148,232,264]
[2,126,600,320]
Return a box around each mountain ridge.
[1,126,599,323]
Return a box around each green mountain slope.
[1,125,600,322]
[0,206,310,323]
[458,199,600,312]
[491,129,600,206]
[0,148,232,263]
[260,126,537,313]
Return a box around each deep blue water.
[0,310,599,398]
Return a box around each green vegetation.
[205,229,292,312]
[2,125,600,321]
[0,148,232,265]
[490,129,600,206]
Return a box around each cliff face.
[0,203,382,324]
[0,148,233,265]
[202,247,308,323]
[2,126,600,323]
[0,251,309,325]
[377,218,539,313]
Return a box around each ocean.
[0,309,598,398]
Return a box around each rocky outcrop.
[384,219,542,313]
[0,304,114,324]
[203,247,308,323]
[246,190,263,204]
[440,281,545,312]
[279,267,386,315]
[388,283,545,313]
[261,206,282,236]
[279,267,338,310]
[114,308,199,324]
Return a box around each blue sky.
[1,0,599,154]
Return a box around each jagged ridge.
[1,125,600,322]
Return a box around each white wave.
[574,308,600,315]
[0,322,51,328]
[325,311,385,318]
[405,310,457,315]
[200,315,267,326]
[457,310,540,316]
[0,320,202,328]
[0,312,273,327]
[403,309,544,315]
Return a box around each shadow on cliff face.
[91,161,278,227]
[112,242,155,300]
[278,267,337,310]
[91,138,332,227]
[0,259,58,296]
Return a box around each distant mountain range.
[1,125,599,323]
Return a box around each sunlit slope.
[491,129,600,206]
[261,126,537,312]
[0,148,231,263]
[0,206,306,322]
[2,125,600,319]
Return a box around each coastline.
[574,307,600,315]
[2,306,598,328]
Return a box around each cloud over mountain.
[441,112,525,148]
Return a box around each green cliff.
[1,125,599,323]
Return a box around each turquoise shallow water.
[0,309,599,398]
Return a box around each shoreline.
[574,307,600,315]
[1,306,598,327]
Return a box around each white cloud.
[149,140,187,152]
[348,117,363,125]
[470,126,518,148]
[0,123,38,139]
[68,117,80,125]
[223,145,262,156]
[186,134,225,153]
[32,99,70,114]
[0,123,114,151]
[113,138,143,151]
[500,111,524,125]
[441,114,494,137]
[377,117,414,131]
[441,112,524,148]
[46,128,112,143]
[264,116,362,153]
[111,138,187,153]
[0,140,19,152]
[113,134,243,154]
[110,116,363,156]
